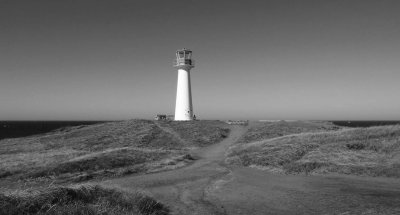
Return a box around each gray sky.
[1,0,399,120]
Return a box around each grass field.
[0,184,168,215]
[228,124,400,177]
[237,120,339,143]
[2,120,400,214]
[0,120,229,185]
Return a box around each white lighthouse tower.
[174,48,195,121]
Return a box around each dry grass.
[0,184,169,215]
[238,120,340,144]
[156,120,230,147]
[227,125,400,177]
[0,120,229,184]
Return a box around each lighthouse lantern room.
[174,49,194,68]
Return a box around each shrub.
[346,142,366,150]
[0,184,169,215]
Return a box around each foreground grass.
[0,120,229,184]
[228,125,400,177]
[0,184,169,215]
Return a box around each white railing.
[173,59,195,67]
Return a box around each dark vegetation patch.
[0,184,169,215]
[228,124,400,177]
[346,142,366,150]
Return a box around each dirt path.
[102,125,247,214]
[102,124,400,215]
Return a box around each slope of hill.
[237,120,340,144]
[0,119,229,185]
[227,125,400,177]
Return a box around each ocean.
[0,121,108,140]
[331,121,400,127]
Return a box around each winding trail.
[102,125,248,214]
[102,124,400,215]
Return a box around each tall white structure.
[174,48,195,121]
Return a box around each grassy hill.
[227,124,400,177]
[0,120,229,185]
[238,120,340,143]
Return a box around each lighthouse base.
[174,68,193,121]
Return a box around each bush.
[346,142,366,150]
[0,184,169,215]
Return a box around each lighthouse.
[174,48,195,121]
